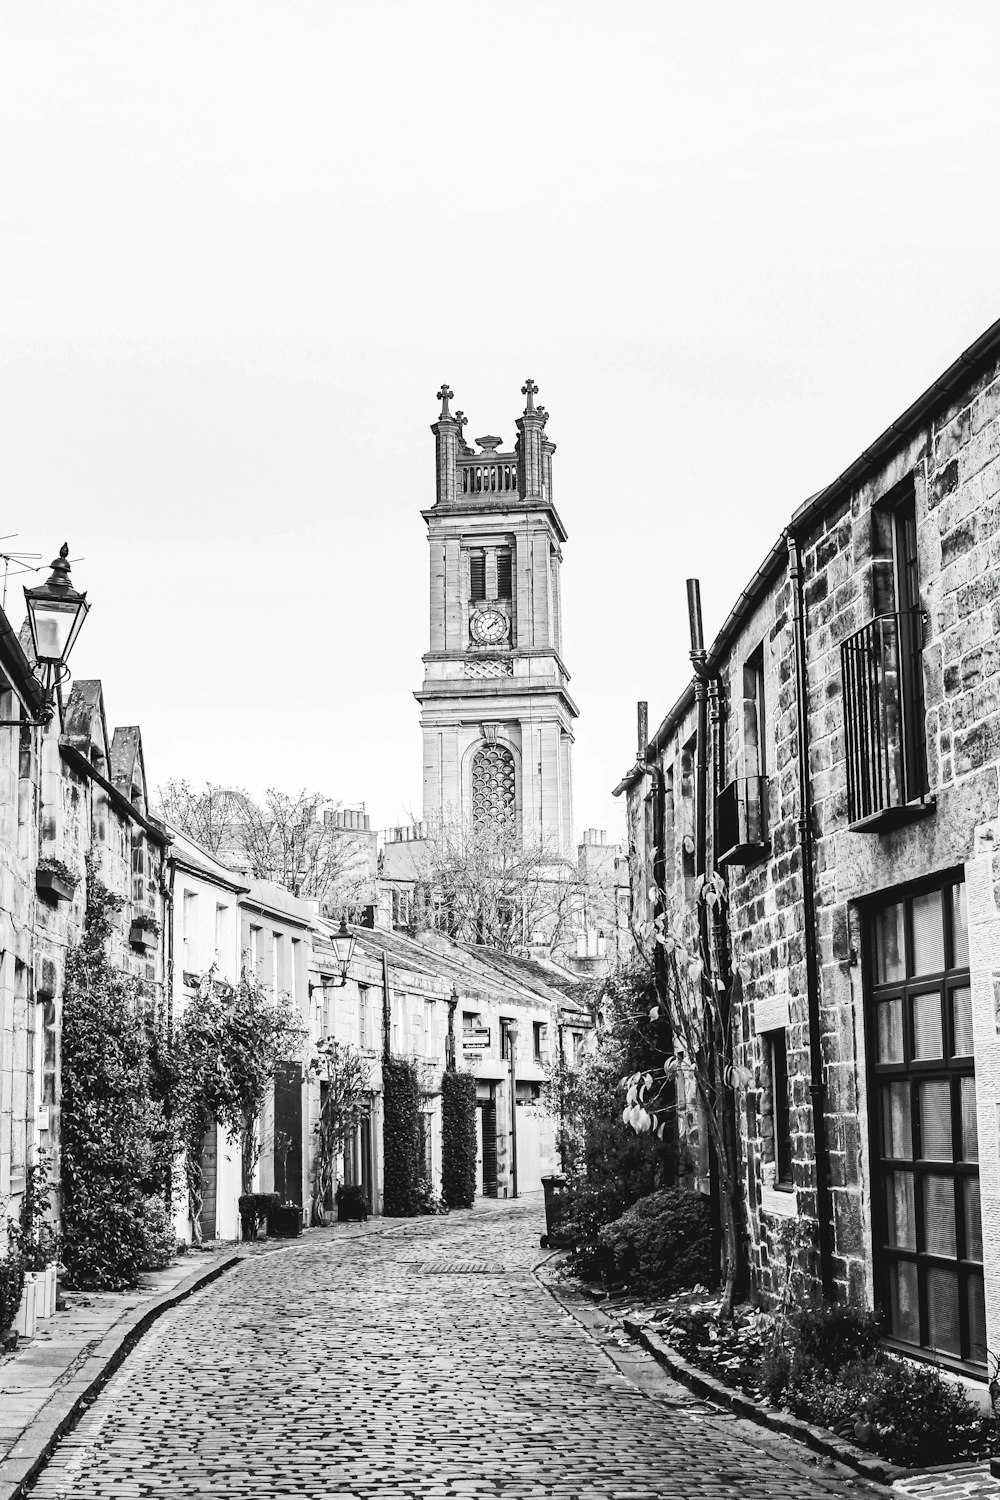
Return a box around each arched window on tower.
[471,742,516,835]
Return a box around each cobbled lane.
[29,1198,875,1499]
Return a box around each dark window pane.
[951,883,970,969]
[926,1267,961,1356]
[968,1274,987,1364]
[960,1077,979,1162]
[886,1171,916,1248]
[881,1082,912,1159]
[875,903,905,983]
[470,554,486,601]
[889,1260,920,1343]
[877,999,904,1062]
[912,891,946,976]
[923,1176,957,1256]
[917,1080,952,1161]
[952,987,973,1057]
[964,1179,983,1262]
[496,551,512,599]
[912,991,943,1059]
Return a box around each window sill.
[848,796,935,833]
[760,1183,797,1218]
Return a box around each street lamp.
[330,915,357,987]
[506,1020,519,1200]
[12,545,90,725]
[446,984,459,1070]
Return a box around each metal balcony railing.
[841,609,930,830]
[715,775,768,867]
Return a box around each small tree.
[625,874,750,1317]
[175,966,304,1238]
[308,1038,370,1225]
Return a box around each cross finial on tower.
[454,410,468,429]
[521,378,538,414]
[436,384,454,419]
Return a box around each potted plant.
[238,1191,279,1241]
[266,1200,303,1238]
[129,910,161,952]
[36,857,78,905]
[335,1183,371,1223]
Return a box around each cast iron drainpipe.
[786,532,836,1300]
[686,581,711,880]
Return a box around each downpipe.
[786,534,836,1300]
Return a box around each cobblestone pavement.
[29,1197,882,1499]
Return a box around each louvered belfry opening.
[471,742,515,833]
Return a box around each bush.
[805,1355,992,1468]
[238,1191,279,1236]
[596,1188,712,1294]
[789,1303,882,1372]
[0,1247,24,1336]
[139,1195,177,1271]
[382,1058,422,1216]
[415,1179,449,1216]
[441,1070,477,1209]
[335,1183,370,1220]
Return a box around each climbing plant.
[441,1069,477,1209]
[382,1057,421,1216]
[61,860,165,1289]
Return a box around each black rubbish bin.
[540,1173,575,1249]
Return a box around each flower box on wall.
[36,863,77,904]
[129,913,160,952]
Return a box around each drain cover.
[421,1259,504,1274]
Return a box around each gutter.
[59,743,171,843]
[0,611,46,719]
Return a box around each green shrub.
[0,1246,24,1336]
[139,1195,177,1271]
[382,1058,421,1216]
[415,1179,449,1216]
[238,1191,279,1236]
[441,1070,477,1209]
[805,1355,991,1468]
[596,1187,712,1294]
[790,1303,882,1372]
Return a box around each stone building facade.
[616,315,1000,1388]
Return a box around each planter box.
[36,869,75,904]
[14,1278,37,1339]
[129,921,159,952]
[336,1200,369,1223]
[266,1205,302,1239]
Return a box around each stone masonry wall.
[625,347,1000,1353]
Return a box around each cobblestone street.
[23,1197,880,1500]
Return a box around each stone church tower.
[415,380,577,857]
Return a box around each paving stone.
[19,1199,942,1498]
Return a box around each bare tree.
[155,781,375,913]
[402,814,595,957]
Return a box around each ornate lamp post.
[7,544,90,725]
[330,915,357,987]
[507,1019,519,1200]
[446,984,459,1070]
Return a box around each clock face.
[470,607,510,646]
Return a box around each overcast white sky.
[4,1,1000,842]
